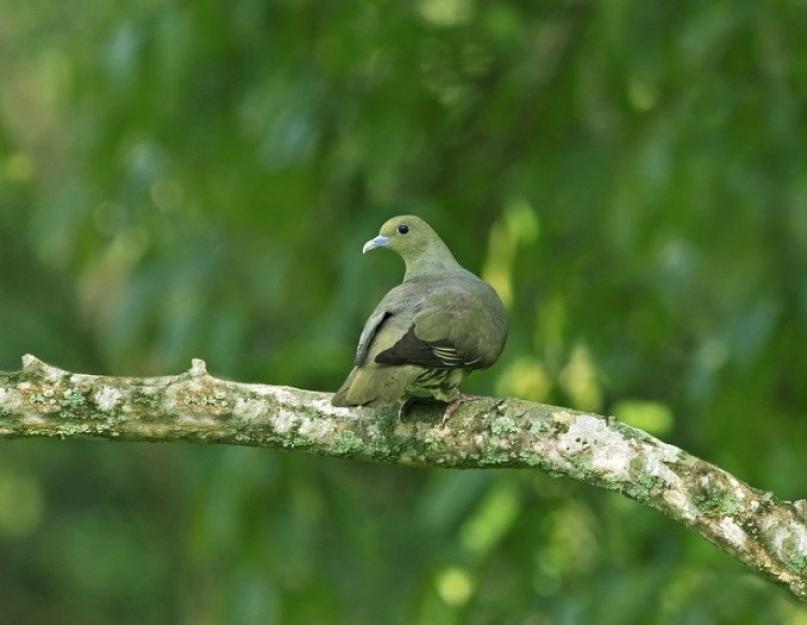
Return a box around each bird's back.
[332,268,507,407]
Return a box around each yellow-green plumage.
[332,215,507,409]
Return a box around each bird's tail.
[331,367,360,406]
[332,364,421,407]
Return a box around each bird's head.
[362,215,443,259]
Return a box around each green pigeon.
[332,215,507,417]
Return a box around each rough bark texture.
[1,355,805,601]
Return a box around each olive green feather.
[332,215,507,408]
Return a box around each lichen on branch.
[0,355,805,602]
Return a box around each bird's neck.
[402,242,462,281]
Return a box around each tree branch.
[1,355,805,601]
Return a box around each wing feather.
[354,310,392,366]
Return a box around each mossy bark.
[1,355,805,602]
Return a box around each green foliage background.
[1,0,806,622]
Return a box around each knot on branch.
[189,358,208,377]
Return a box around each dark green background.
[1,0,806,622]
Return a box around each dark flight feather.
[375,325,484,369]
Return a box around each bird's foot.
[442,394,484,425]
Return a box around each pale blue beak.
[362,235,390,254]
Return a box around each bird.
[332,215,507,420]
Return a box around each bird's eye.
[398,224,410,235]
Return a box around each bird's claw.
[442,399,462,424]
[441,394,484,425]
[401,395,485,424]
